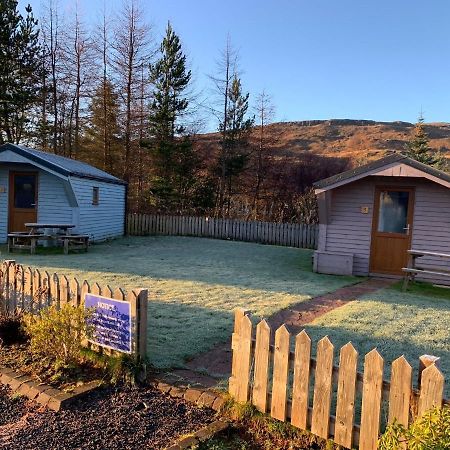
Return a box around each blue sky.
[20,0,450,129]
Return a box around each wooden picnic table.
[25,223,76,234]
[9,223,89,255]
[402,249,450,290]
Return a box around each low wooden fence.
[0,260,148,359]
[229,309,448,450]
[127,214,318,249]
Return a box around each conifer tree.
[148,22,191,176]
[405,114,441,167]
[146,22,204,210]
[217,75,254,215]
[83,80,122,174]
[0,1,42,144]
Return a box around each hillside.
[195,119,450,164]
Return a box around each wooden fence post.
[388,356,412,427]
[311,336,334,439]
[418,363,444,416]
[334,342,358,448]
[271,325,291,421]
[418,354,441,388]
[229,309,252,402]
[291,330,312,429]
[134,289,148,361]
[2,260,16,313]
[252,319,271,413]
[359,349,384,450]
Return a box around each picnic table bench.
[7,223,89,255]
[402,249,450,290]
[7,232,48,254]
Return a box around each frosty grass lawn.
[3,236,357,369]
[304,283,450,395]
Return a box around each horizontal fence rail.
[229,309,448,450]
[0,260,148,359]
[127,214,318,249]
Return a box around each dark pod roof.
[314,153,450,190]
[0,143,126,185]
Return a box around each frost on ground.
[4,236,356,368]
[304,286,450,396]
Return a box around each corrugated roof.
[314,153,450,190]
[0,143,126,185]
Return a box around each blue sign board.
[85,294,132,353]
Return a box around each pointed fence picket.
[229,309,449,450]
[0,260,148,361]
[127,214,318,249]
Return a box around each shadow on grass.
[147,287,450,395]
[146,300,233,370]
[0,236,359,297]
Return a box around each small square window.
[92,187,99,205]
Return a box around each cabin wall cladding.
[127,214,319,249]
[229,309,448,450]
[0,261,148,360]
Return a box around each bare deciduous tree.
[61,2,94,157]
[249,90,275,219]
[41,0,61,153]
[208,36,239,216]
[111,0,152,183]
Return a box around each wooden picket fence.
[127,214,318,249]
[229,309,449,450]
[0,260,148,359]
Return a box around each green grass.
[1,236,357,369]
[304,282,450,395]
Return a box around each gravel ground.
[0,385,215,449]
[0,385,30,427]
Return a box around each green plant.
[193,433,251,449]
[80,347,147,385]
[378,406,450,450]
[23,304,93,366]
[218,398,333,449]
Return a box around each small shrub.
[378,406,450,450]
[23,304,93,366]
[219,399,332,449]
[80,347,147,385]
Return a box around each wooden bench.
[57,235,89,254]
[7,232,50,254]
[8,232,89,255]
[402,249,450,291]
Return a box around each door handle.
[403,224,410,235]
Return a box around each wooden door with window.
[369,186,415,275]
[8,172,38,232]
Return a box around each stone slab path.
[170,278,395,388]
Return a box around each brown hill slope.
[195,119,450,163]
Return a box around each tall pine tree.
[0,1,42,144]
[404,114,444,168]
[217,75,254,215]
[146,22,204,211]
